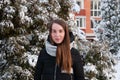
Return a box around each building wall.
[84,0,93,33]
[74,0,95,40]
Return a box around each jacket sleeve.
[34,49,44,80]
[72,48,85,80]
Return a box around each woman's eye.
[59,30,63,33]
[52,30,56,33]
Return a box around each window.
[76,16,86,28]
[91,20,94,28]
[76,0,84,9]
[91,0,101,16]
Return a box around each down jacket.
[34,47,85,80]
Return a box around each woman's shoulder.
[40,48,46,53]
[71,47,85,65]
[71,48,82,60]
[71,47,80,55]
[38,48,47,57]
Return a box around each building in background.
[74,0,101,40]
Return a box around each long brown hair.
[48,19,72,74]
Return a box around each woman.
[34,19,85,80]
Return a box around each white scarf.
[45,41,57,56]
[45,41,74,57]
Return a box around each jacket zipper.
[54,63,57,80]
[54,64,73,80]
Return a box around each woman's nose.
[55,32,60,36]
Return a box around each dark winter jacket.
[34,32,85,80]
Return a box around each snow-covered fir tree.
[74,37,116,80]
[96,0,120,54]
[68,1,116,79]
[85,41,116,80]
[0,0,78,80]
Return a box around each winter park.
[0,0,120,80]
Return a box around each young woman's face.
[51,23,65,44]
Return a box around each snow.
[114,60,120,80]
[72,3,80,12]
[39,0,48,3]
[113,50,120,80]
[75,27,86,40]
[27,54,38,67]
[23,52,38,68]
[70,0,80,12]
[84,63,98,74]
